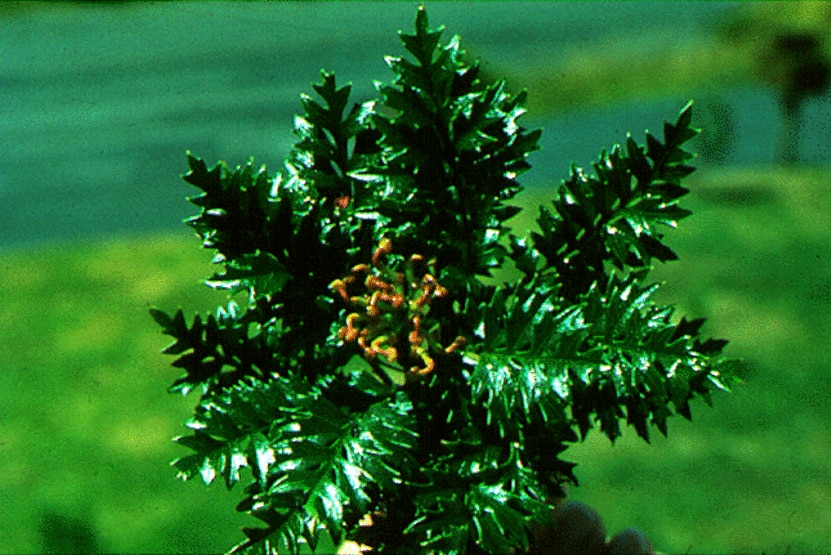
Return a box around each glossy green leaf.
[205,250,291,297]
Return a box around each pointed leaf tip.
[677,100,694,130]
[149,307,172,330]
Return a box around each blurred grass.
[0,235,248,553]
[2,164,830,553]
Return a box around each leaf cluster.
[152,7,742,554]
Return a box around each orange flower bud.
[366,275,391,291]
[329,279,350,302]
[378,346,398,362]
[335,195,350,209]
[411,349,435,376]
[409,330,424,346]
[388,293,405,308]
[372,238,393,266]
[444,336,467,354]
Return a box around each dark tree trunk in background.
[774,32,831,165]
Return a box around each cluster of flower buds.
[329,238,466,378]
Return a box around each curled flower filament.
[329,238,465,379]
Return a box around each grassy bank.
[0,235,246,552]
[1,165,829,553]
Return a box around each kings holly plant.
[151,7,742,555]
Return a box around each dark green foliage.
[525,109,696,302]
[365,8,539,287]
[152,7,741,554]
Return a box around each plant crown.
[151,7,742,554]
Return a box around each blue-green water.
[1,2,828,249]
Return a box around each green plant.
[151,7,742,554]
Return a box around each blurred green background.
[1,2,830,553]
